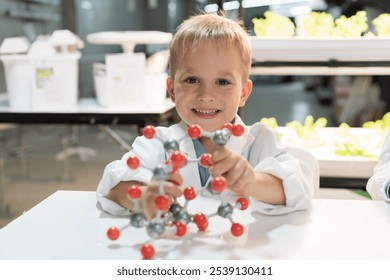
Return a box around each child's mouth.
[192,108,221,117]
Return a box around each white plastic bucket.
[105,53,146,107]
[0,55,32,109]
[29,53,81,110]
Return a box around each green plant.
[252,11,295,37]
[300,11,335,37]
[372,13,390,36]
[285,115,327,139]
[362,112,390,134]
[259,117,279,129]
[333,11,368,37]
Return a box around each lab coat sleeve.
[96,132,166,215]
[250,155,313,215]
[248,125,313,215]
[366,131,390,201]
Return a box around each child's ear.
[240,79,253,106]
[167,76,175,102]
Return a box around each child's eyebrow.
[218,72,236,79]
[178,67,195,75]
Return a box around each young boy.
[96,13,313,218]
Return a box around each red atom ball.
[173,221,187,236]
[143,125,156,139]
[183,186,196,200]
[141,243,155,259]
[197,220,209,231]
[193,213,208,231]
[126,156,140,169]
[211,176,227,192]
[187,124,202,139]
[221,123,233,131]
[154,195,170,211]
[170,151,186,170]
[231,223,244,237]
[200,153,212,167]
[127,186,141,199]
[107,227,120,240]
[236,197,249,210]
[231,124,244,136]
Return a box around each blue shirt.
[193,139,210,187]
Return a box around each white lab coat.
[367,130,390,201]
[96,115,313,216]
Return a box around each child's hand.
[140,172,183,220]
[209,146,254,194]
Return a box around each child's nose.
[196,86,215,102]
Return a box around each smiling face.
[167,41,252,132]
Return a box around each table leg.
[97,125,131,152]
[56,125,97,181]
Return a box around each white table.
[0,94,176,125]
[0,190,389,260]
[0,94,176,152]
[0,93,176,149]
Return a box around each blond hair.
[169,13,252,81]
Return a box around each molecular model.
[106,123,250,259]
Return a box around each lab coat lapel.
[226,115,254,155]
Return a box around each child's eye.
[217,79,231,86]
[184,77,198,84]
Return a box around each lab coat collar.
[226,115,254,155]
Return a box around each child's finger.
[210,152,240,177]
[166,172,183,187]
[140,179,183,220]
[163,183,182,197]
[211,146,231,164]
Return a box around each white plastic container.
[105,52,146,107]
[49,29,85,52]
[27,36,80,110]
[29,52,81,110]
[0,36,30,55]
[94,52,168,108]
[0,55,32,108]
[0,36,32,109]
